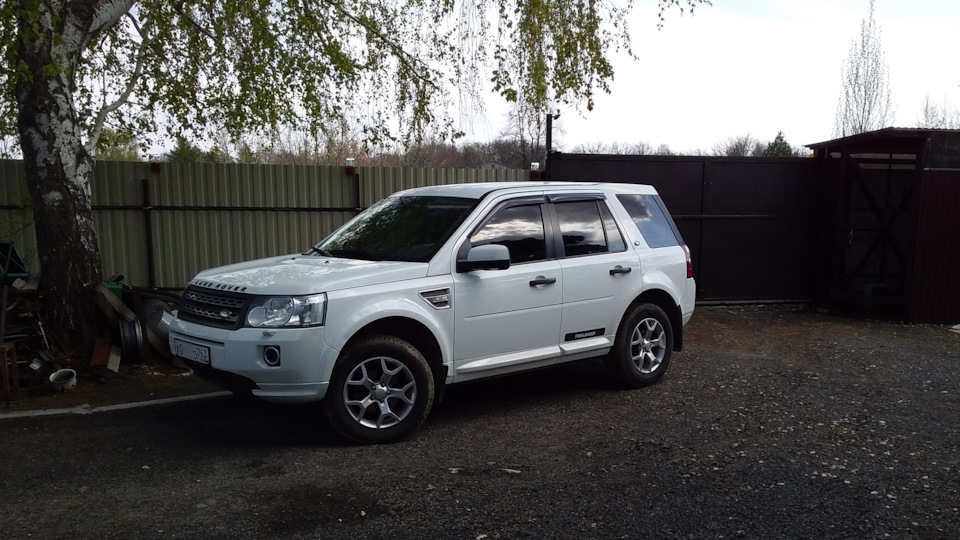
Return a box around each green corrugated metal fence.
[0,160,526,289]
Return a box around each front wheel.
[324,336,434,444]
[606,303,674,387]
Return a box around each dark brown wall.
[910,171,960,323]
[548,154,821,302]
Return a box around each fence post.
[141,177,156,288]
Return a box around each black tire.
[324,336,434,444]
[606,303,674,387]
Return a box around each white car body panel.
[558,250,639,348]
[168,319,336,403]
[191,256,429,296]
[452,259,563,380]
[322,277,455,358]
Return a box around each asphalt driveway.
[1,305,958,539]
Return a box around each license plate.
[173,338,211,365]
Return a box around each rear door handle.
[529,276,557,286]
[609,266,632,275]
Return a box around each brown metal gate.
[547,154,824,303]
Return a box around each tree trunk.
[15,2,107,356]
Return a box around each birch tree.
[835,0,893,137]
[0,0,707,354]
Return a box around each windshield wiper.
[325,249,383,261]
[303,246,332,257]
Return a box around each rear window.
[616,194,683,248]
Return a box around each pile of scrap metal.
[1,275,180,400]
[1,240,56,403]
[2,276,66,400]
[1,239,181,401]
[90,275,180,379]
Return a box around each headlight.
[246,293,326,328]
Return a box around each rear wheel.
[606,303,674,387]
[324,336,434,444]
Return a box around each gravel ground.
[1,305,959,539]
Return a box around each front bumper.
[169,318,340,403]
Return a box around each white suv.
[169,182,695,443]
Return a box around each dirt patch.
[2,358,220,412]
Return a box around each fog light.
[263,346,281,367]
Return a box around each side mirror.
[457,244,511,273]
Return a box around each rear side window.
[554,200,625,256]
[616,194,683,248]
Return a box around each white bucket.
[49,369,77,392]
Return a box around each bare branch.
[125,11,144,39]
[835,0,893,137]
[174,0,216,40]
[917,94,960,129]
[658,0,712,30]
[85,15,149,153]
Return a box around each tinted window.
[318,196,477,262]
[471,204,547,263]
[616,194,681,248]
[555,201,611,256]
[599,202,626,253]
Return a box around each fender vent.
[419,288,451,310]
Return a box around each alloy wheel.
[630,317,667,374]
[342,356,417,429]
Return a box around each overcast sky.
[465,0,960,153]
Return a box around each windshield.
[313,195,478,262]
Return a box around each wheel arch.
[343,316,448,397]
[628,288,684,352]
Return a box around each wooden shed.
[808,128,960,323]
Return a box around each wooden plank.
[107,346,121,373]
[90,336,112,367]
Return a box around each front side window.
[470,204,547,263]
[555,201,624,257]
[616,194,682,248]
[317,196,477,262]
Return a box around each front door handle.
[609,266,632,276]
[529,276,557,287]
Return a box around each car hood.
[189,254,429,296]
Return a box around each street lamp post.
[545,110,560,154]
[545,110,560,181]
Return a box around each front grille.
[178,286,250,329]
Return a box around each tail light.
[681,245,693,279]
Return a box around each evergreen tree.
[762,131,795,157]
